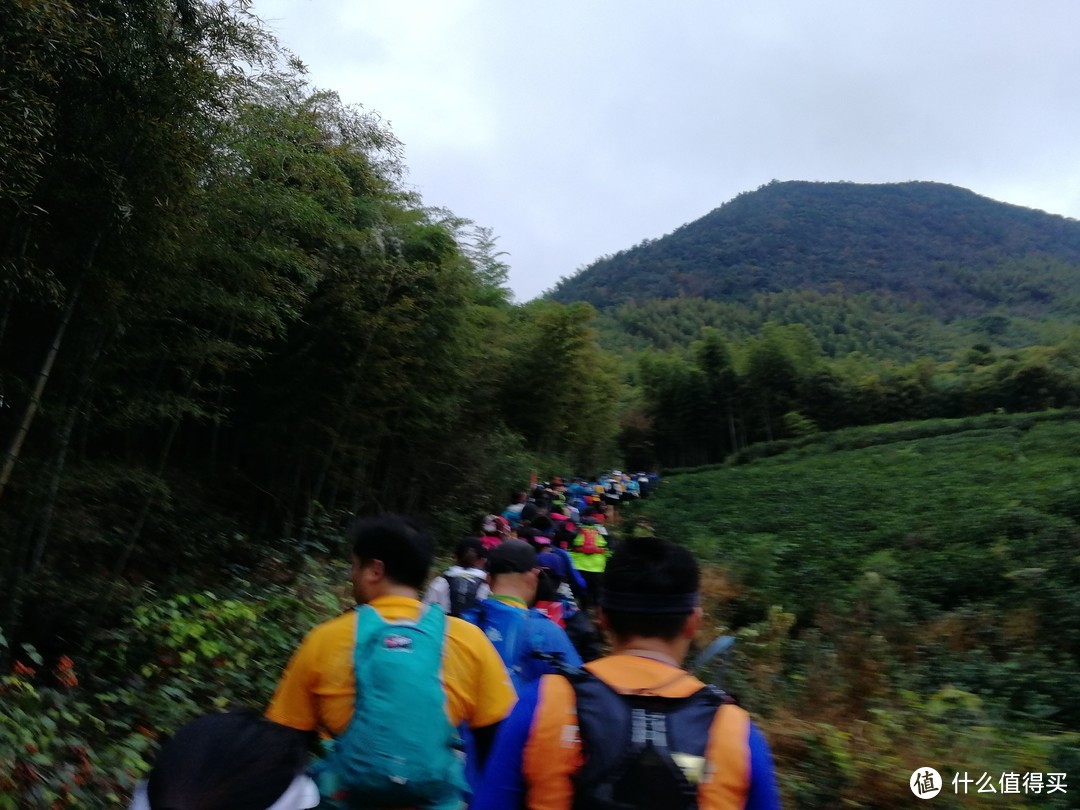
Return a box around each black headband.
[600,590,699,614]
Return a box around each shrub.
[0,562,347,807]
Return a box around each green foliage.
[498,300,620,472]
[0,564,347,807]
[7,6,1080,809]
[624,316,1080,468]
[648,416,1080,807]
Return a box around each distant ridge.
[550,181,1080,316]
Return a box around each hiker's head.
[455,536,486,569]
[520,502,539,524]
[531,515,554,536]
[481,514,511,539]
[599,536,702,646]
[141,710,316,810]
[349,514,433,600]
[485,539,540,603]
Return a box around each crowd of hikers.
[133,474,781,809]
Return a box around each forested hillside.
[553,180,1080,316]
[552,181,1080,360]
[545,184,1080,470]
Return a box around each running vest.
[576,527,604,554]
[442,572,484,617]
[312,605,465,809]
[561,666,735,810]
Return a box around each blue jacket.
[461,597,582,693]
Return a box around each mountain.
[550,182,1080,359]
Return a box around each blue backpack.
[462,600,562,693]
[312,604,466,809]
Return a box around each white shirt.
[422,566,490,613]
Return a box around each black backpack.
[443,572,484,617]
[561,666,735,810]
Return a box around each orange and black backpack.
[576,527,604,554]
[559,665,735,810]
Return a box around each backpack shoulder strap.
[353,603,384,650]
[416,600,447,636]
[565,669,729,810]
[561,668,636,807]
[353,603,447,651]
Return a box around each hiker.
[129,710,318,810]
[472,535,781,810]
[423,535,490,616]
[460,539,582,694]
[521,525,588,604]
[480,514,511,551]
[502,491,528,528]
[266,514,515,809]
[568,515,609,608]
[533,536,604,663]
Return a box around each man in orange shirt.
[473,535,780,810]
[267,514,515,808]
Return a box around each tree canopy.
[0,0,618,681]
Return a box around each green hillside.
[632,410,1080,807]
[551,181,1080,360]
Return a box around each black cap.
[486,539,537,575]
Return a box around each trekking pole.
[691,635,735,688]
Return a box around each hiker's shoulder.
[302,609,356,644]
[446,613,495,649]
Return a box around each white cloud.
[251,0,1080,300]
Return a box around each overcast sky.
[250,1,1080,301]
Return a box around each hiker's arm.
[745,722,781,810]
[471,686,540,810]
[521,677,578,810]
[545,622,583,670]
[470,720,501,770]
[422,576,450,613]
[265,632,320,732]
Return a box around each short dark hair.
[531,515,553,534]
[147,710,307,810]
[455,536,485,564]
[601,536,700,641]
[349,514,433,590]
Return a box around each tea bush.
[650,415,1080,807]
